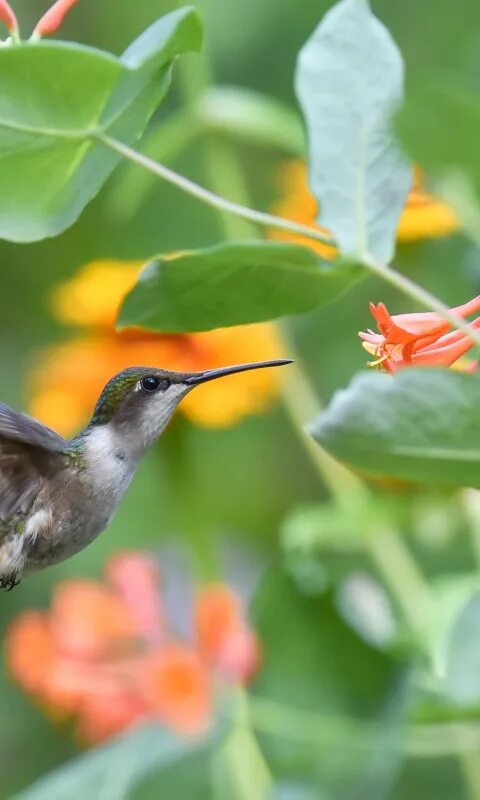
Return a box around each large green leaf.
[0,6,201,242]
[119,242,362,332]
[251,567,406,797]
[14,724,217,800]
[312,369,480,488]
[295,0,411,263]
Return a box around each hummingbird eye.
[140,375,169,393]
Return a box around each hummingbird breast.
[25,425,136,570]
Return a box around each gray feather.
[0,404,67,521]
[0,403,66,451]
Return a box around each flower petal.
[5,611,54,695]
[397,167,459,242]
[50,580,138,659]
[0,0,17,33]
[195,584,260,682]
[106,552,165,646]
[51,260,143,330]
[33,0,79,37]
[143,644,212,736]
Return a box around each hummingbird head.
[87,359,292,458]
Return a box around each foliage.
[312,369,480,488]
[119,243,361,331]
[0,6,201,241]
[295,0,411,263]
[1,0,480,798]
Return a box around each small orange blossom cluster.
[5,552,259,743]
[359,296,480,373]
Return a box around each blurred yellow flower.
[51,261,143,330]
[29,260,282,437]
[396,168,459,242]
[269,162,459,257]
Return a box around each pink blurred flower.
[5,552,260,743]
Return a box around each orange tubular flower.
[32,0,78,38]
[5,552,260,744]
[29,260,282,437]
[359,296,480,373]
[270,162,459,258]
[0,0,18,34]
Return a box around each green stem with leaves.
[159,31,437,649]
[96,130,480,351]
[103,29,479,796]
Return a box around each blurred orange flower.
[28,260,282,437]
[5,551,260,744]
[269,162,459,258]
[359,296,480,372]
[196,584,260,682]
[144,645,211,737]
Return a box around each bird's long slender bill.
[184,359,293,386]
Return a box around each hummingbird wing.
[0,403,68,520]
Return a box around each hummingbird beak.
[184,359,293,386]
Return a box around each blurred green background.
[2,0,480,797]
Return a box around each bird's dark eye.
[140,375,168,393]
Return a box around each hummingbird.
[0,359,291,589]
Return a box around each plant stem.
[461,490,480,573]
[277,338,435,644]
[363,253,480,350]
[96,132,335,247]
[174,38,362,506]
[459,751,480,800]
[166,53,437,645]
[98,131,480,350]
[176,53,254,241]
[364,526,432,642]
[107,107,200,221]
[246,694,480,757]
[278,337,364,504]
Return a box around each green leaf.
[0,7,202,243]
[130,746,216,800]
[212,692,272,800]
[295,0,411,263]
[198,87,305,155]
[425,574,480,681]
[312,369,480,488]
[251,567,406,795]
[14,724,216,800]
[119,242,362,333]
[444,591,480,705]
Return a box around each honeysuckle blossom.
[0,0,78,40]
[0,0,17,35]
[359,296,480,373]
[32,0,79,38]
